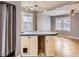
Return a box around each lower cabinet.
[45,36,55,56]
[29,36,38,56]
[21,36,38,56]
[21,36,55,56]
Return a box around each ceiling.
[21,1,79,16]
[21,1,68,11]
[44,1,79,16]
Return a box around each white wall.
[6,1,21,56]
[37,13,51,32]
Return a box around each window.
[63,17,70,31]
[22,15,33,32]
[55,18,62,30]
[55,16,71,31]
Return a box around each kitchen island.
[20,31,58,57]
[20,31,58,36]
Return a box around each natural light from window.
[22,15,33,32]
[55,16,71,31]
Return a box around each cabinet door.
[21,36,30,56]
[21,36,38,56]
[29,36,38,56]
[45,36,55,56]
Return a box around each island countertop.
[20,31,58,36]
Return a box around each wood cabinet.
[45,36,55,56]
[21,36,56,56]
[29,36,38,56]
[21,36,38,56]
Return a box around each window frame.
[21,14,33,32]
[55,16,71,31]
[55,17,62,30]
[63,17,71,31]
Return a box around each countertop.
[20,31,58,36]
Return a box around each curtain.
[0,4,3,56]
[0,2,16,56]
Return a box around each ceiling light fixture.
[70,8,79,16]
[25,4,47,12]
[70,9,75,16]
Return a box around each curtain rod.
[0,1,16,6]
